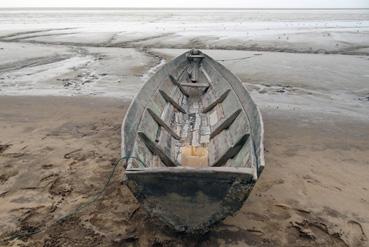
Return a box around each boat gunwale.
[125,166,257,178]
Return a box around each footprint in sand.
[64,149,97,161]
[258,178,285,193]
[0,169,19,185]
[345,220,368,245]
[41,164,54,169]
[0,144,11,154]
[49,177,72,196]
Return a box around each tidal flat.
[0,8,369,246]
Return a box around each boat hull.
[126,168,255,233]
[122,49,264,233]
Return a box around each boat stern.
[125,167,255,233]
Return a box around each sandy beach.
[0,8,369,246]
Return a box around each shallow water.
[0,9,368,117]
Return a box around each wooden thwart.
[180,82,209,88]
[138,132,180,167]
[147,108,180,140]
[210,109,241,139]
[159,90,187,114]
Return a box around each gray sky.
[0,0,368,8]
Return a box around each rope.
[2,156,145,242]
[216,54,262,62]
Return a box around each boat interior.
[127,49,257,170]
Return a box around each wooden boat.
[122,49,264,233]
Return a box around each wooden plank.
[169,74,189,97]
[190,63,199,82]
[211,133,250,167]
[210,109,242,139]
[159,90,187,114]
[180,82,209,88]
[155,125,161,143]
[202,58,264,172]
[126,166,256,176]
[138,132,180,167]
[202,89,230,113]
[147,108,181,140]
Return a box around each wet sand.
[0,96,368,246]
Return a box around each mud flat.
[0,95,368,246]
[0,9,368,54]
[0,8,369,247]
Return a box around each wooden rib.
[169,74,189,97]
[210,109,241,139]
[201,66,212,84]
[202,85,210,95]
[138,132,180,167]
[147,108,180,140]
[155,126,161,143]
[211,133,250,167]
[159,90,187,114]
[202,89,231,113]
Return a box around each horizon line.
[0,7,368,10]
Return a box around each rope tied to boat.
[2,156,145,242]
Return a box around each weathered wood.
[180,82,209,88]
[202,89,230,113]
[147,108,180,140]
[169,74,189,97]
[138,132,180,167]
[159,90,187,114]
[210,109,242,139]
[211,133,250,167]
[126,167,254,233]
[201,58,265,170]
[155,125,161,143]
[126,166,256,175]
[123,49,264,234]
